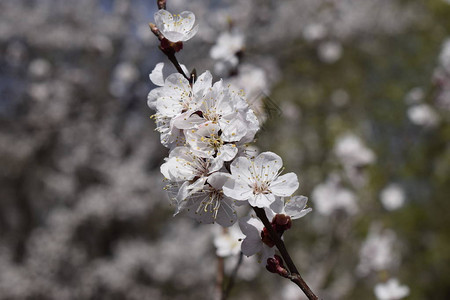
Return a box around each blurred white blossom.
[210,31,244,75]
[380,184,406,211]
[318,41,342,64]
[374,278,410,300]
[407,104,439,128]
[214,225,245,257]
[312,174,358,216]
[357,224,399,276]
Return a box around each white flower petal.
[241,237,262,257]
[285,195,311,219]
[223,178,253,201]
[207,172,230,190]
[265,197,285,220]
[229,156,254,185]
[217,143,238,162]
[149,62,165,86]
[215,198,238,227]
[193,71,212,95]
[248,193,275,208]
[270,172,299,197]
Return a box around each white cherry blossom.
[185,122,238,162]
[210,31,244,64]
[160,146,223,183]
[265,196,312,221]
[210,31,245,75]
[380,184,406,211]
[223,152,299,208]
[311,174,358,216]
[181,172,238,227]
[335,134,375,168]
[154,9,199,42]
[374,278,410,300]
[407,103,439,128]
[155,71,212,118]
[357,224,399,276]
[239,216,275,264]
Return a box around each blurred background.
[1,0,450,299]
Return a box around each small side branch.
[253,207,319,300]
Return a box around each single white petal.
[182,24,199,41]
[255,152,283,182]
[238,216,264,236]
[154,9,173,31]
[208,172,230,190]
[217,143,238,162]
[241,237,262,257]
[270,172,299,197]
[255,152,283,172]
[285,195,312,219]
[222,178,253,201]
[179,11,196,31]
[230,156,254,185]
[193,71,212,95]
[172,112,204,130]
[215,198,238,227]
[265,197,285,220]
[149,62,165,86]
[248,193,275,208]
[147,87,162,110]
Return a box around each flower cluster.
[148,8,311,264]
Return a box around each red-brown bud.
[272,214,292,233]
[266,255,289,278]
[261,226,275,247]
[160,38,183,53]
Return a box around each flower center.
[252,182,270,195]
[203,109,220,123]
[196,189,222,219]
[201,133,223,150]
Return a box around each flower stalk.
[253,207,319,300]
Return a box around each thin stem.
[222,252,243,300]
[253,207,319,300]
[148,23,190,81]
[165,52,189,81]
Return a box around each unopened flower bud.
[266,255,289,278]
[272,214,292,235]
[261,226,275,247]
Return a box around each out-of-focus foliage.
[0,0,449,299]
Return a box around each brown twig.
[253,207,319,300]
[148,23,190,81]
[157,0,166,10]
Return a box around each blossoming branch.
[147,1,318,299]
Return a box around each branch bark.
[253,207,319,300]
